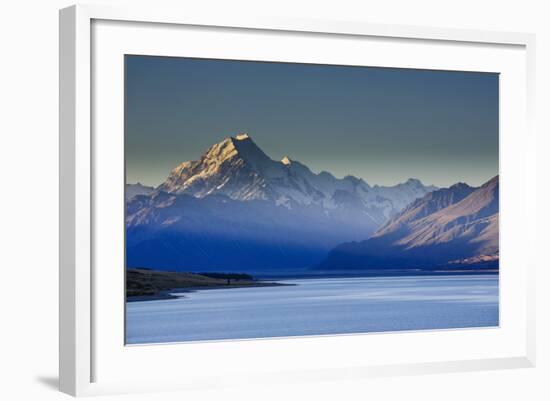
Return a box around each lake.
[126,274,499,344]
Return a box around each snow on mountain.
[125,182,154,200]
[157,133,437,224]
[281,156,291,165]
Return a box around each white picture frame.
[59,4,536,397]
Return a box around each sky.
[125,55,498,188]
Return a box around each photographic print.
[125,55,499,344]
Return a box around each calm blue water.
[126,275,499,344]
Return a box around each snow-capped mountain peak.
[156,133,438,226]
[235,132,250,141]
[228,134,273,172]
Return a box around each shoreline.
[127,280,292,302]
[126,270,498,303]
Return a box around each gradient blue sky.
[125,55,498,188]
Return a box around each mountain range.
[125,133,440,273]
[318,175,499,271]
[125,133,498,274]
[156,133,437,226]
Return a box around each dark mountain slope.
[318,176,499,270]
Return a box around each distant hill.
[318,175,499,271]
[126,182,154,200]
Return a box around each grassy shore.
[126,268,287,300]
